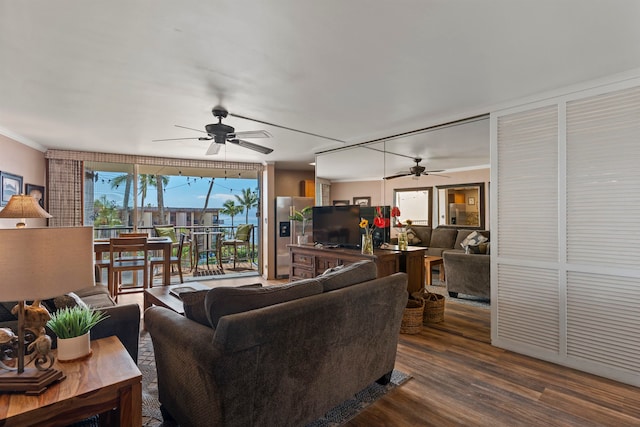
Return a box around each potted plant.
[47,306,108,361]
[289,206,313,244]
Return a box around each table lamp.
[0,226,95,394]
[0,194,52,228]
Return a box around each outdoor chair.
[149,232,187,286]
[109,236,149,302]
[222,224,253,270]
[192,231,223,274]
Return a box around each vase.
[361,234,374,255]
[297,235,309,245]
[57,332,91,362]
[397,231,408,250]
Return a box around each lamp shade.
[0,194,52,219]
[0,227,94,301]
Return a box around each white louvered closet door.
[565,86,640,375]
[495,105,560,352]
[493,81,640,386]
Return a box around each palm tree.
[154,174,169,223]
[220,199,244,230]
[235,188,258,224]
[93,195,122,226]
[138,174,154,226]
[198,178,215,226]
[110,173,132,226]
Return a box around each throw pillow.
[234,224,253,241]
[53,292,88,310]
[460,231,488,249]
[154,226,177,243]
[316,260,377,292]
[405,228,422,245]
[204,279,322,328]
[181,290,211,327]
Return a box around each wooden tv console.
[288,244,399,281]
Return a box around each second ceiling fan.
[153,106,274,155]
[383,157,444,180]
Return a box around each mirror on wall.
[393,187,433,226]
[437,183,484,228]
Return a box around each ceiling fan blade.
[229,139,273,155]
[175,124,207,134]
[425,170,445,173]
[230,130,272,139]
[229,112,345,143]
[425,173,450,178]
[206,142,222,155]
[383,172,411,180]
[152,137,201,142]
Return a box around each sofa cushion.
[0,302,16,322]
[205,279,322,328]
[429,228,458,249]
[316,260,378,292]
[182,290,211,326]
[405,227,422,245]
[454,230,475,251]
[409,226,432,247]
[182,283,264,327]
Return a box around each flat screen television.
[312,205,361,248]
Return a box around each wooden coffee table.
[0,336,141,426]
[424,256,445,286]
[144,282,211,314]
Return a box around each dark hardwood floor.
[346,301,640,426]
[126,275,640,426]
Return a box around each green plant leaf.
[46,306,109,339]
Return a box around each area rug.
[425,284,490,309]
[138,332,411,426]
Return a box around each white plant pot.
[57,332,91,362]
[297,235,309,245]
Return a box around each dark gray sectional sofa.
[0,284,140,362]
[397,225,490,299]
[145,260,408,427]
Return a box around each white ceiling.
[2,1,640,180]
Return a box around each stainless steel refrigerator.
[275,196,314,278]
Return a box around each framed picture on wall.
[1,172,23,206]
[25,184,45,209]
[352,196,371,207]
[468,197,475,205]
[333,200,349,206]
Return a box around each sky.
[92,171,259,222]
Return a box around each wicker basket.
[422,292,445,324]
[400,299,424,334]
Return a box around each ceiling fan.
[383,157,445,180]
[153,106,274,155]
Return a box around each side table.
[0,336,142,427]
[424,256,444,286]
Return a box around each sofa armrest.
[144,306,224,426]
[443,252,490,299]
[91,303,141,363]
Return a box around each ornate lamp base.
[0,367,65,395]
